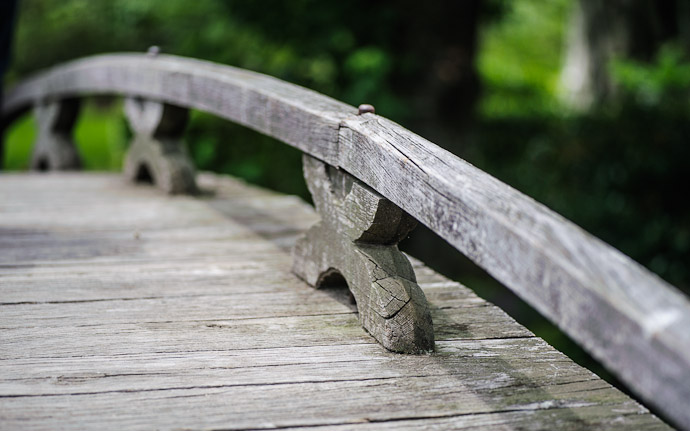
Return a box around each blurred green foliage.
[3,114,33,169]
[612,43,690,111]
[470,34,690,293]
[478,0,570,117]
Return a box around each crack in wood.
[292,155,434,353]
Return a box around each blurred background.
[3,0,690,390]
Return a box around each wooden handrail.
[3,53,690,429]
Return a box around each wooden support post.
[123,98,197,194]
[293,154,434,354]
[31,98,81,171]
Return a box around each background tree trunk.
[559,0,688,109]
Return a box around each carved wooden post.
[31,98,81,170]
[123,98,197,194]
[293,154,434,353]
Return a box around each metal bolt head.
[147,46,160,57]
[358,104,375,115]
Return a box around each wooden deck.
[0,172,672,430]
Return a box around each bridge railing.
[3,52,689,429]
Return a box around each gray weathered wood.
[2,54,352,167]
[30,98,81,170]
[123,97,197,194]
[293,155,434,353]
[2,54,690,427]
[0,172,671,430]
[338,115,690,429]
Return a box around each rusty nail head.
[358,104,375,115]
[147,46,160,57]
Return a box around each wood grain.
[3,53,689,427]
[339,115,690,429]
[0,172,670,430]
[293,155,434,353]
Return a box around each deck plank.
[0,172,671,430]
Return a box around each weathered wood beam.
[338,114,690,429]
[30,98,81,171]
[2,54,353,168]
[123,97,197,194]
[2,53,690,428]
[292,154,434,353]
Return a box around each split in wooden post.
[123,97,197,194]
[292,154,434,354]
[31,98,81,171]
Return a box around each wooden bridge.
[1,53,689,430]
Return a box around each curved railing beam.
[2,53,354,167]
[3,53,690,429]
